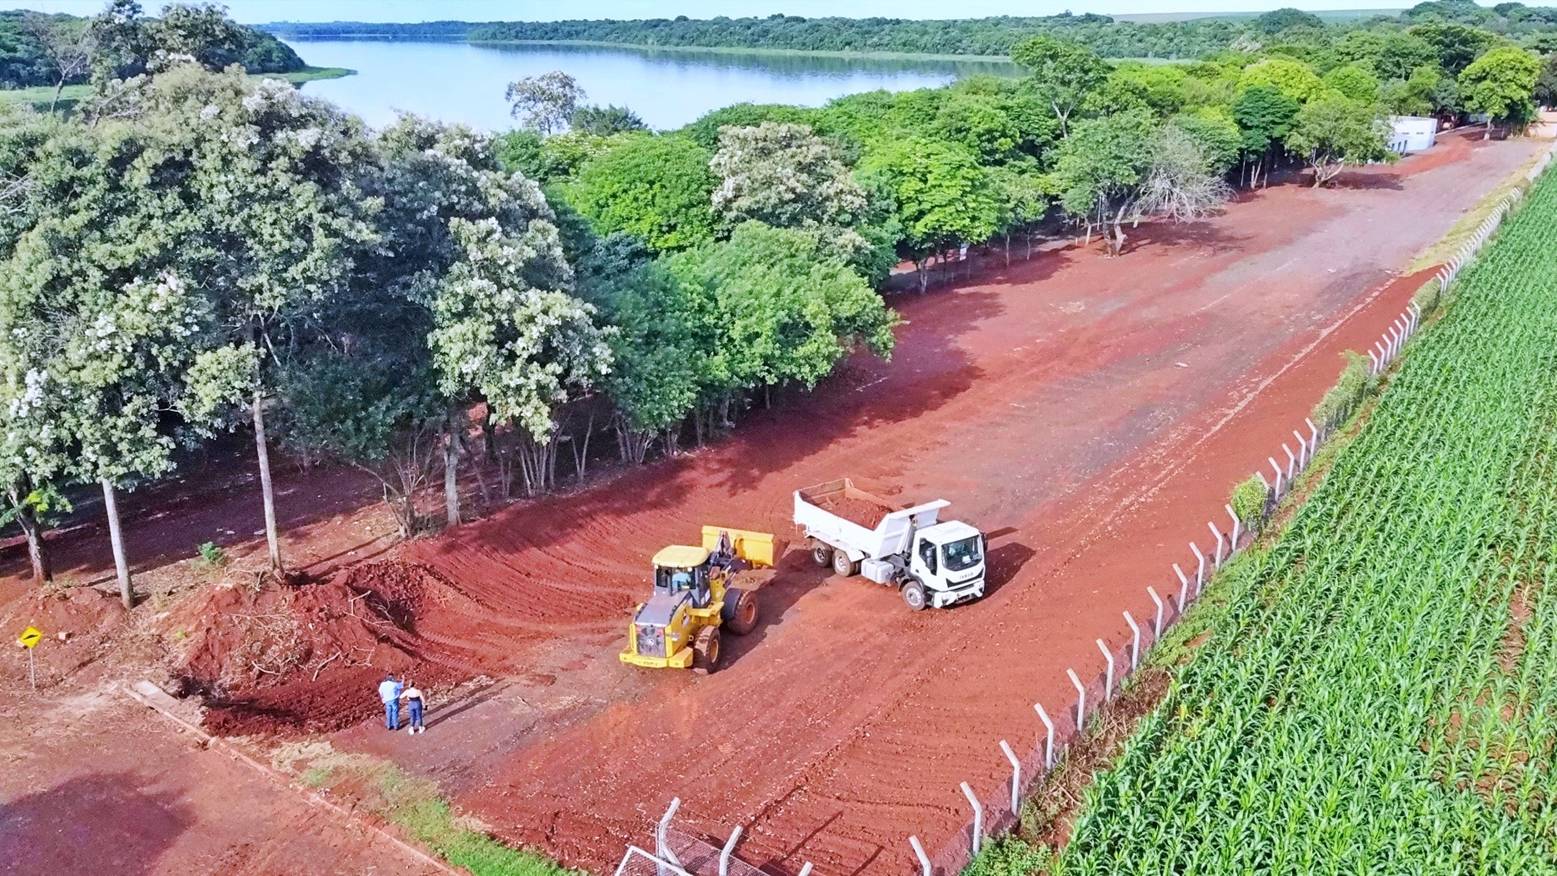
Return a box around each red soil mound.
[170,562,480,735]
[0,586,124,687]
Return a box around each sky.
[0,0,1423,24]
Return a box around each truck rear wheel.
[901,578,928,611]
[692,626,721,674]
[832,550,858,577]
[811,543,834,568]
[724,588,759,636]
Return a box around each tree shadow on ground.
[0,771,192,873]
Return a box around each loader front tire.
[692,626,721,674]
[725,588,760,636]
[901,578,928,612]
[811,543,834,568]
[832,550,858,578]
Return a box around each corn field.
[1056,169,1557,874]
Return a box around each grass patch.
[270,741,574,876]
[266,65,356,84]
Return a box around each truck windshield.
[942,536,983,573]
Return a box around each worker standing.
[404,681,426,735]
[377,674,402,731]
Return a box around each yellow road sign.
[17,626,41,649]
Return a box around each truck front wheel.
[811,542,834,568]
[901,578,928,611]
[832,550,858,577]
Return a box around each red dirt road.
[0,690,441,875]
[326,133,1543,874]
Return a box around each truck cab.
[906,521,986,610]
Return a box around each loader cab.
[908,521,987,609]
[652,545,713,608]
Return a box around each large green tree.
[566,134,717,252]
[857,137,1000,290]
[1010,34,1109,137]
[1458,45,1543,136]
[1286,93,1394,186]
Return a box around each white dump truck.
[793,478,987,611]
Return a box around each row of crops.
[1054,166,1557,874]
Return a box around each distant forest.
[261,2,1557,60]
[1,6,303,90]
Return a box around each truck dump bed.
[794,478,949,560]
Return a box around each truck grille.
[636,624,666,658]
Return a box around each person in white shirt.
[404,682,426,735]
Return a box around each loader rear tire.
[832,550,858,578]
[725,588,760,636]
[811,543,834,568]
[901,578,928,612]
[692,626,721,674]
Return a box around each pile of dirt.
[0,586,125,688]
[166,562,474,735]
[817,495,895,528]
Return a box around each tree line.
[1,4,1550,610]
[259,2,1557,63]
[0,1,304,95]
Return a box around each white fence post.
[1283,443,1296,481]
[999,739,1020,814]
[1293,430,1308,468]
[798,864,814,876]
[909,836,931,876]
[719,826,743,876]
[1190,542,1206,595]
[1226,504,1241,551]
[1173,563,1190,611]
[657,798,682,876]
[1068,668,1086,729]
[960,781,983,857]
[1208,521,1225,568]
[1096,638,1114,698]
[1148,586,1165,637]
[1268,458,1283,497]
[1123,611,1141,670]
[1033,702,1055,769]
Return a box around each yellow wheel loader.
[619,526,776,674]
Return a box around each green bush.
[1230,474,1269,526]
[962,836,1051,876]
[197,541,227,567]
[1412,277,1442,319]
[1310,350,1371,426]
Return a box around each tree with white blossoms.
[370,115,586,523]
[0,107,242,605]
[505,70,586,135]
[0,370,70,588]
[708,122,895,282]
[429,217,614,498]
[88,64,382,574]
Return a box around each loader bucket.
[701,525,780,568]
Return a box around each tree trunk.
[443,412,462,528]
[572,410,595,481]
[15,503,51,586]
[252,393,282,572]
[50,75,65,113]
[1484,118,1493,140]
[1004,233,1011,267]
[101,479,132,609]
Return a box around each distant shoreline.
[465,39,1018,64]
[0,66,356,112]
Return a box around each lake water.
[283,39,1016,132]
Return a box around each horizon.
[0,0,1429,25]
